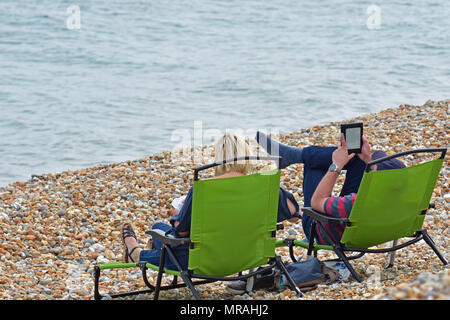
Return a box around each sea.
[1,0,449,186]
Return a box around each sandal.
[121,223,140,263]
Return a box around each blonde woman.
[121,132,301,269]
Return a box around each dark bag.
[282,258,340,292]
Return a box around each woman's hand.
[332,133,355,170]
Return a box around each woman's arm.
[171,208,189,236]
[170,187,194,237]
[170,208,180,227]
[286,198,301,222]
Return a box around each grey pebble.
[39,279,52,286]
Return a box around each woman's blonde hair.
[214,131,252,176]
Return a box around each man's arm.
[311,133,355,212]
[310,171,340,212]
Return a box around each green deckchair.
[282,148,447,282]
[94,156,302,300]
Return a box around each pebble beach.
[0,100,448,300]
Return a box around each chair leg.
[94,266,102,300]
[333,247,363,283]
[386,239,398,269]
[246,268,259,293]
[171,275,178,286]
[164,245,201,300]
[421,230,448,265]
[287,240,298,263]
[307,221,317,258]
[274,256,303,297]
[180,271,201,300]
[139,262,156,292]
[153,245,167,300]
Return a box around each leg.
[122,223,142,262]
[301,146,366,237]
[139,246,189,271]
[278,188,302,222]
[149,222,172,250]
[301,164,328,238]
[141,222,190,270]
[302,145,366,196]
[256,131,304,169]
[301,166,327,238]
[301,146,335,170]
[302,145,366,175]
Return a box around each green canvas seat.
[282,148,447,282]
[94,156,302,300]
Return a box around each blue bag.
[283,258,340,290]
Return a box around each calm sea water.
[1,0,449,186]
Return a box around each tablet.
[340,122,363,154]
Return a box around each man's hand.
[311,135,352,212]
[357,136,372,164]
[332,133,355,170]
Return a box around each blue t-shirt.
[169,187,301,237]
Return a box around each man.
[256,131,405,245]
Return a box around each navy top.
[169,186,301,237]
